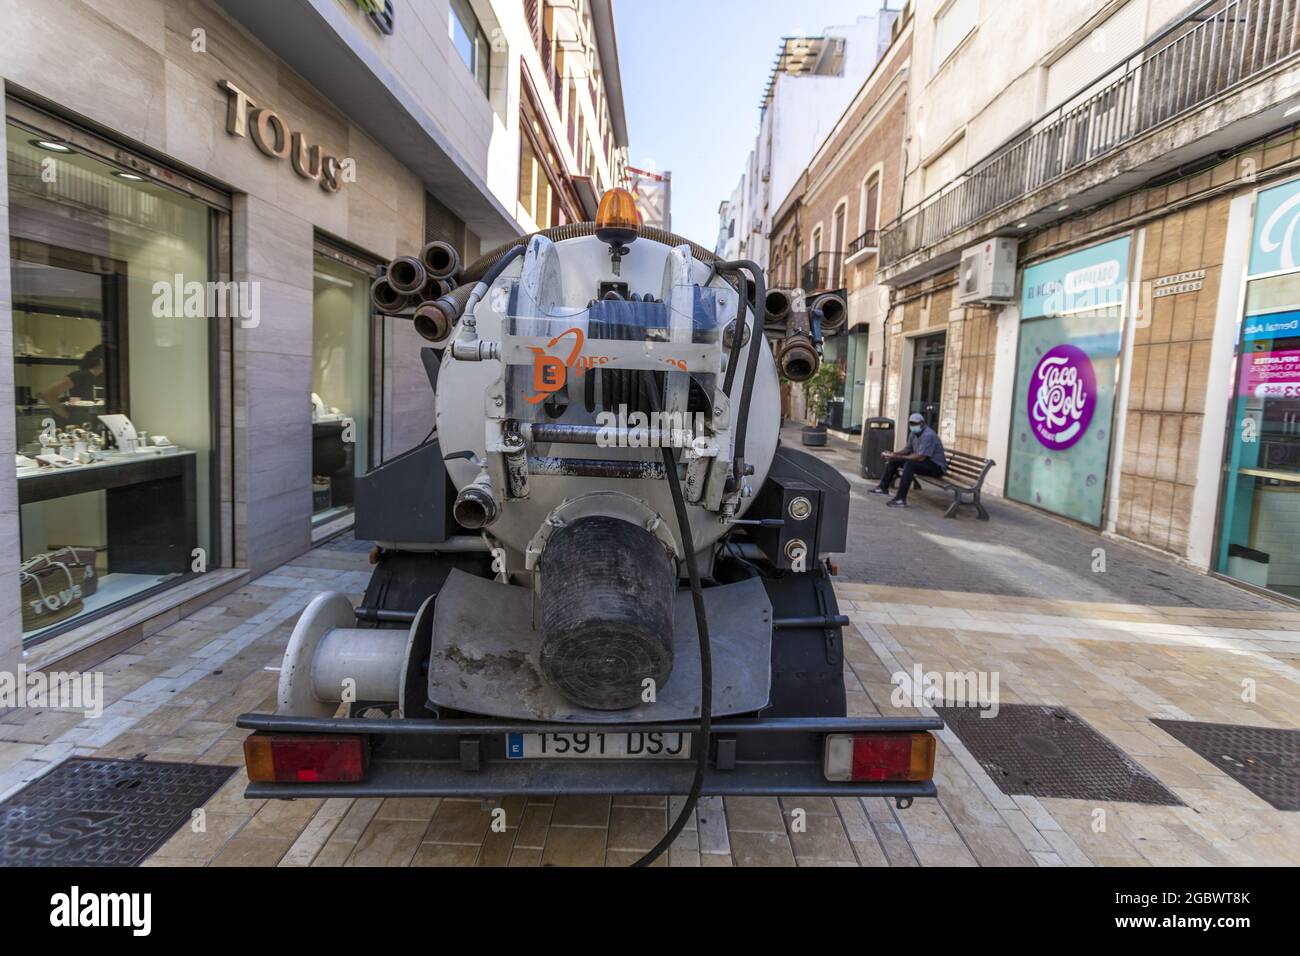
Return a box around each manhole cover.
[1152,719,1300,811]
[0,757,236,866]
[936,703,1181,805]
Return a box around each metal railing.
[846,229,880,258]
[801,251,845,292]
[880,0,1300,267]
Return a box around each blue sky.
[613,0,896,249]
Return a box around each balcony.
[845,229,879,260]
[801,251,845,293]
[880,0,1300,280]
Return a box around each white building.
[718,11,900,272]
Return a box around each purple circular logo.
[1027,344,1096,451]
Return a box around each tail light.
[244,734,369,783]
[823,733,935,782]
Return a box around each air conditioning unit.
[957,238,1017,305]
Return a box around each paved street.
[2,433,1296,867]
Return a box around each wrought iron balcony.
[845,230,879,258]
[801,251,845,293]
[880,0,1300,268]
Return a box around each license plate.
[506,732,691,760]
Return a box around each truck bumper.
[236,713,943,800]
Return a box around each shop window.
[8,119,220,643]
[449,0,491,98]
[311,250,374,530]
[1006,237,1130,527]
[1217,177,1300,596]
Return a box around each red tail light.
[244,734,369,783]
[823,733,935,782]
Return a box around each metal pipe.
[525,422,692,447]
[369,275,411,314]
[373,536,492,553]
[453,474,499,529]
[413,301,453,345]
[387,255,427,295]
[527,455,668,480]
[353,607,417,624]
[773,615,851,629]
[420,240,460,280]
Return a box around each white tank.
[434,234,780,568]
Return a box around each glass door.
[909,332,946,427]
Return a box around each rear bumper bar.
[236,713,943,799]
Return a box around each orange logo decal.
[526,328,585,404]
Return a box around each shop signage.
[218,80,346,193]
[1249,176,1300,276]
[1027,344,1097,451]
[1153,269,1205,298]
[1240,348,1300,398]
[1021,237,1130,319]
[1243,309,1300,342]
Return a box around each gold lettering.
[217,79,256,138]
[250,108,290,159]
[320,155,342,193]
[291,132,322,181]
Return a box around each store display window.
[7,116,223,642]
[1216,176,1300,596]
[311,248,375,529]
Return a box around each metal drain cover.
[937,703,1182,805]
[0,757,235,866]
[1152,719,1300,811]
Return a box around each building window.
[518,136,555,228]
[311,249,375,530]
[8,117,223,644]
[449,0,491,97]
[932,0,977,75]
[861,172,881,235]
[1217,177,1300,597]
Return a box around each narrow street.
[3,431,1295,868]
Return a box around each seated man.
[870,413,947,508]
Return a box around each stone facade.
[0,0,567,666]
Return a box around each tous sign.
[218,79,347,193]
[1028,344,1097,451]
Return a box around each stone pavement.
[1,437,1298,866]
[803,425,1279,610]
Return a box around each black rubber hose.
[633,379,712,868]
[712,260,765,485]
[721,272,748,398]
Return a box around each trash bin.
[860,417,895,480]
[826,397,845,430]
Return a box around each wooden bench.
[922,450,995,520]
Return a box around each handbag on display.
[19,556,85,632]
[21,546,98,597]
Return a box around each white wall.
[984,303,1020,496]
[902,0,1189,210]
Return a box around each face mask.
[910,424,923,434]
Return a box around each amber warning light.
[595,187,639,243]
